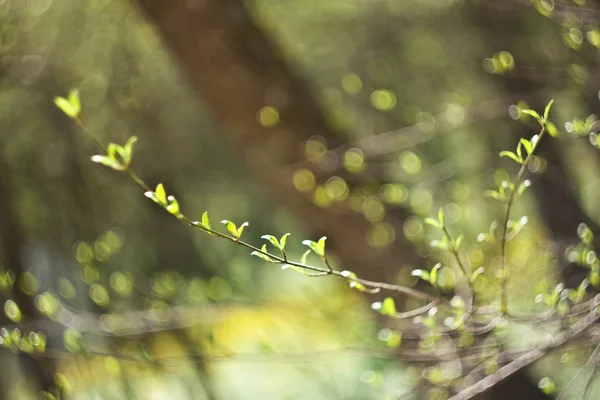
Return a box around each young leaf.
[546,121,558,137]
[430,240,448,250]
[521,108,543,125]
[371,297,397,316]
[430,263,442,285]
[425,218,441,228]
[349,281,375,293]
[262,235,281,249]
[302,236,327,257]
[438,207,445,227]
[300,249,311,265]
[317,236,327,256]
[201,211,211,230]
[54,97,78,119]
[91,155,124,171]
[251,244,274,262]
[155,184,167,205]
[380,297,397,317]
[484,190,501,201]
[543,99,555,121]
[221,220,238,238]
[411,269,431,282]
[236,222,249,238]
[454,234,464,250]
[341,270,358,280]
[67,88,81,116]
[499,151,522,164]
[166,196,180,216]
[279,233,290,250]
[519,138,532,155]
[122,136,138,167]
[107,143,121,160]
[517,180,531,195]
[471,267,485,282]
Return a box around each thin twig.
[450,299,600,400]
[500,124,546,314]
[556,342,600,400]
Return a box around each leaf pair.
[54,89,81,121]
[261,233,290,253]
[424,207,445,229]
[221,220,249,240]
[412,264,457,290]
[91,137,138,171]
[519,99,554,126]
[301,236,327,257]
[412,263,442,286]
[144,183,182,218]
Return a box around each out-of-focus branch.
[450,294,600,400]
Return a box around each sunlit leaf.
[251,244,275,262]
[67,89,81,115]
[201,211,211,230]
[155,184,167,205]
[262,235,280,249]
[412,269,431,282]
[471,267,485,282]
[430,263,442,285]
[4,300,21,323]
[499,151,522,164]
[484,190,501,200]
[546,121,558,137]
[521,108,543,125]
[122,136,138,167]
[438,207,445,227]
[543,99,555,122]
[425,218,441,228]
[236,222,249,238]
[302,236,327,257]
[279,233,290,250]
[300,249,311,265]
[221,220,238,237]
[454,234,464,250]
[519,138,532,155]
[54,96,78,119]
[166,196,180,216]
[91,155,124,171]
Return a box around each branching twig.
[450,295,600,400]
[500,123,547,314]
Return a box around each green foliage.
[54,89,81,121]
[302,236,327,257]
[221,220,249,239]
[538,377,556,395]
[91,136,138,171]
[371,297,396,317]
[35,27,600,398]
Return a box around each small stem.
[500,124,546,314]
[77,120,107,152]
[442,226,474,308]
[126,169,151,192]
[442,226,470,279]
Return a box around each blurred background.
[1,0,600,398]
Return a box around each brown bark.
[130,0,423,284]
